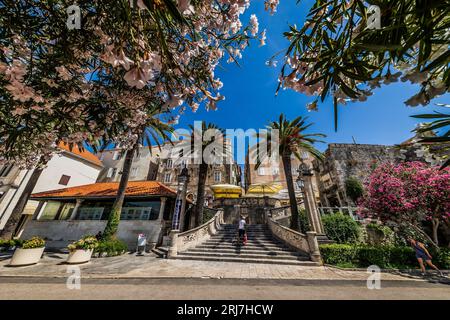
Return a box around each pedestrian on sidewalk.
[237,215,246,246]
[408,238,443,277]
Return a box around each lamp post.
[172,166,190,231]
[296,163,325,235]
[168,166,190,258]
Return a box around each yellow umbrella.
[210,184,243,199]
[246,183,283,197]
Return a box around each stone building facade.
[244,151,321,204]
[312,143,399,207]
[96,142,241,207]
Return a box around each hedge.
[322,213,361,244]
[320,244,450,269]
[93,238,128,257]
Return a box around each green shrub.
[94,238,127,257]
[320,244,448,269]
[345,177,364,203]
[320,244,357,265]
[322,213,361,244]
[429,247,450,269]
[21,237,45,249]
[298,209,310,233]
[68,235,99,251]
[356,245,390,268]
[389,246,416,268]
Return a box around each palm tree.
[177,121,228,228]
[252,114,325,231]
[100,105,174,240]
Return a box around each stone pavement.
[0,251,445,283]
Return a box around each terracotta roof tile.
[31,181,177,199]
[58,142,103,167]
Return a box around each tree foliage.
[279,0,449,129]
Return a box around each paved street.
[0,277,449,300]
[0,251,442,281]
[0,251,449,299]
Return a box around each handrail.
[266,213,322,264]
[167,209,224,257]
[178,209,221,237]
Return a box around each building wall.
[244,152,321,203]
[21,220,164,250]
[313,143,398,207]
[96,143,242,206]
[0,153,102,230]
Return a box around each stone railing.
[266,205,291,221]
[167,209,224,258]
[266,214,322,264]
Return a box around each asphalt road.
[0,277,449,300]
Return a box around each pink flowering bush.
[359,161,450,246]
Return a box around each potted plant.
[66,236,98,264]
[9,237,46,266]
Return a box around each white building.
[0,143,103,233]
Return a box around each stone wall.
[21,220,164,250]
[313,144,398,206]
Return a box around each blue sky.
[174,1,448,153]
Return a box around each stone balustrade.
[168,209,224,257]
[267,216,322,264]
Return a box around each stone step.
[195,243,294,252]
[209,236,275,241]
[186,247,306,257]
[202,240,285,247]
[180,251,308,261]
[174,255,319,266]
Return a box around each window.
[58,174,71,186]
[0,164,13,177]
[130,167,138,177]
[112,151,120,160]
[164,172,171,183]
[257,167,266,176]
[214,171,221,182]
[106,168,117,178]
[166,159,173,168]
[301,151,309,159]
[76,207,104,220]
[39,201,62,220]
[99,153,105,161]
[272,167,280,175]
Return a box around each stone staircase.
[175,224,318,266]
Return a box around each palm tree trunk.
[102,143,137,240]
[193,162,208,227]
[0,167,44,240]
[281,153,300,231]
[431,218,440,247]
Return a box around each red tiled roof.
[58,142,103,167]
[31,181,177,199]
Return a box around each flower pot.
[66,249,93,264]
[9,247,45,266]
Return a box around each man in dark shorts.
[409,238,443,276]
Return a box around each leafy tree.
[411,105,450,168]
[100,103,174,241]
[252,114,325,231]
[359,161,450,247]
[345,176,364,204]
[278,1,449,129]
[177,121,229,228]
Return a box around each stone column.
[304,176,324,234]
[69,199,84,220]
[167,230,179,258]
[158,197,167,222]
[306,231,322,264]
